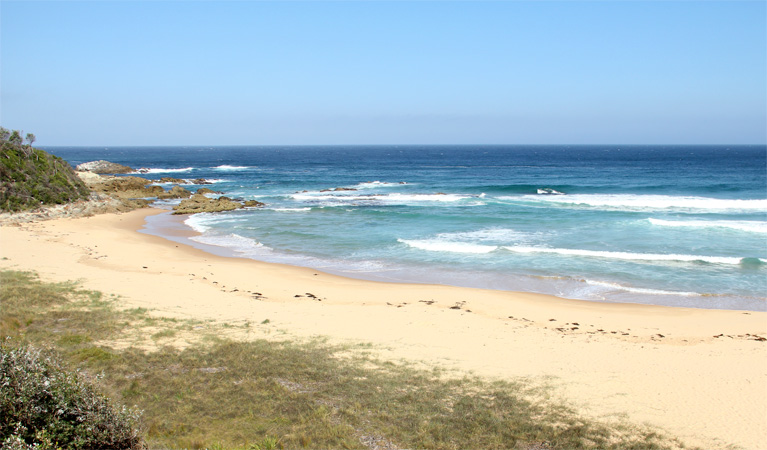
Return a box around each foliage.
[0,127,90,212]
[0,342,145,449]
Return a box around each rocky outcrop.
[196,187,223,195]
[75,160,134,174]
[172,195,266,215]
[82,174,192,201]
[320,187,357,192]
[157,185,192,199]
[172,194,241,215]
[86,175,164,199]
[157,177,186,184]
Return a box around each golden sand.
[1,208,765,449]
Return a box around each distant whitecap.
[648,218,767,234]
[213,165,251,170]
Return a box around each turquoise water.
[50,145,767,310]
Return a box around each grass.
[0,270,691,450]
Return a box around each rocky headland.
[75,160,134,174]
[1,155,265,223]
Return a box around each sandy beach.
[1,208,765,449]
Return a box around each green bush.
[0,140,91,212]
[0,342,144,449]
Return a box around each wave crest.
[213,165,251,171]
[398,239,497,254]
[648,218,767,234]
[507,194,767,213]
[502,246,761,266]
[135,167,195,174]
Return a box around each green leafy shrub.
[0,342,144,449]
[0,136,91,212]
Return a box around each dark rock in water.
[172,193,266,214]
[196,187,223,195]
[157,185,192,199]
[191,178,213,185]
[172,194,242,215]
[320,187,357,192]
[76,160,134,174]
[158,177,185,184]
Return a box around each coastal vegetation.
[0,127,265,216]
[0,343,144,450]
[0,269,690,450]
[0,127,90,212]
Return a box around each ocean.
[48,145,767,311]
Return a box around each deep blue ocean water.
[48,145,767,311]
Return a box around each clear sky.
[1,1,765,146]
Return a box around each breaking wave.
[397,239,497,254]
[501,246,762,266]
[397,235,763,266]
[648,218,767,233]
[189,233,271,254]
[537,188,565,195]
[507,194,767,213]
[353,181,408,189]
[583,279,702,297]
[290,191,474,206]
[213,165,252,170]
[134,167,195,174]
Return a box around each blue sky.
[1,1,765,146]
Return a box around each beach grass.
[0,269,690,450]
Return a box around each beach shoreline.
[1,207,765,449]
[143,208,767,312]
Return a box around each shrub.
[0,140,91,212]
[0,342,144,449]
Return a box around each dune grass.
[0,270,690,450]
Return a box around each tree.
[8,130,23,146]
[25,133,36,147]
[0,127,10,142]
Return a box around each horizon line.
[39,143,767,148]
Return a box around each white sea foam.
[134,167,195,174]
[190,233,270,254]
[507,194,767,213]
[648,218,767,234]
[432,228,538,244]
[290,191,471,205]
[501,246,759,265]
[398,239,498,254]
[384,193,469,203]
[537,188,564,195]
[270,207,312,212]
[583,280,701,297]
[149,178,226,186]
[184,214,213,233]
[213,165,251,170]
[183,213,248,233]
[354,181,407,189]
